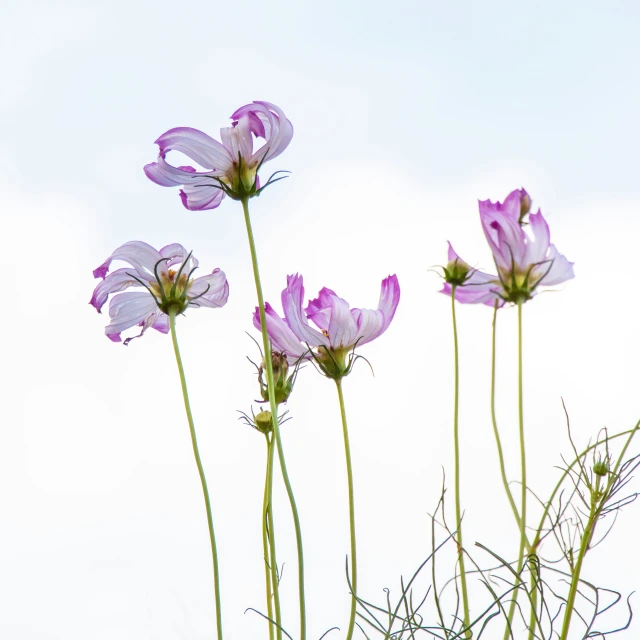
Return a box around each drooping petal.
[231,102,294,166]
[539,244,575,286]
[104,291,161,341]
[281,274,329,348]
[254,101,294,163]
[441,281,505,307]
[188,269,229,308]
[151,314,170,334]
[160,243,195,269]
[253,303,310,360]
[93,241,165,282]
[180,183,226,211]
[90,267,146,312]
[154,127,234,172]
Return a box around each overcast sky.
[1,1,639,638]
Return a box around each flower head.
[90,241,229,343]
[254,274,400,379]
[443,189,574,306]
[480,190,574,303]
[144,101,293,210]
[440,242,505,307]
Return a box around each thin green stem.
[169,312,223,640]
[532,425,639,547]
[450,287,472,638]
[335,379,358,640]
[241,197,306,640]
[490,303,527,540]
[262,432,281,640]
[503,301,528,640]
[558,477,600,640]
[556,426,638,640]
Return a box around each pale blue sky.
[1,1,639,638]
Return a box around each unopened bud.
[443,259,471,287]
[254,410,273,434]
[593,460,609,477]
[518,189,532,224]
[259,351,294,405]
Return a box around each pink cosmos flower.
[443,189,574,305]
[440,242,506,307]
[90,241,229,343]
[144,101,293,210]
[254,274,400,378]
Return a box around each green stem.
[558,477,601,640]
[169,311,223,640]
[503,301,528,640]
[262,432,281,640]
[557,426,638,640]
[335,379,358,640]
[450,287,472,638]
[490,302,527,540]
[241,197,307,640]
[532,425,639,548]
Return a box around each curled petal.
[255,303,310,360]
[540,244,575,286]
[305,287,339,332]
[180,183,226,211]
[189,269,229,308]
[160,243,195,269]
[104,291,162,341]
[232,101,294,166]
[93,241,164,282]
[90,267,145,312]
[376,275,401,332]
[281,274,329,347]
[154,127,233,171]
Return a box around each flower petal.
[154,127,233,171]
[254,303,309,359]
[93,241,164,282]
[89,267,143,312]
[539,244,575,286]
[525,211,551,266]
[179,182,226,211]
[160,243,195,269]
[104,291,159,340]
[305,287,339,332]
[232,102,294,166]
[188,269,229,308]
[281,274,328,347]
[327,294,359,348]
[481,209,526,272]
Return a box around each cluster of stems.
[168,195,364,640]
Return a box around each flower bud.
[254,410,273,434]
[593,460,609,477]
[518,189,532,224]
[259,351,295,405]
[443,258,472,287]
